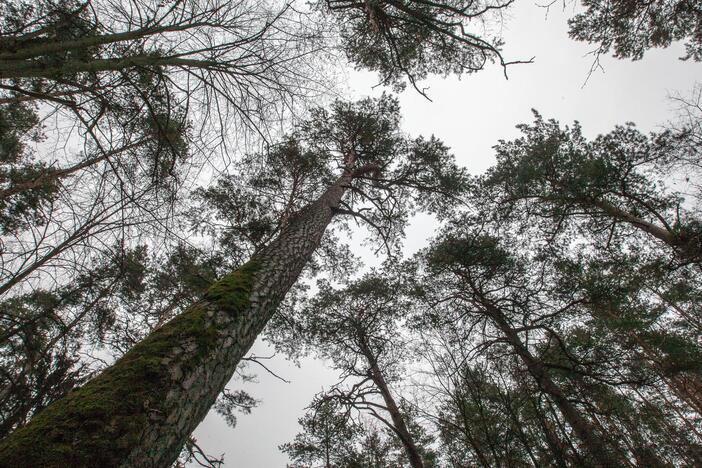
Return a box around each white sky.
[191,1,701,466]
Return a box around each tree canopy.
[0,1,700,466]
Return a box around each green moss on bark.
[206,260,259,313]
[0,262,259,468]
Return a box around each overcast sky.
[191,1,701,466]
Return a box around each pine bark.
[0,172,352,467]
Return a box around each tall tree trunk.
[360,342,424,468]
[0,55,221,79]
[481,302,620,468]
[0,23,206,62]
[0,171,353,467]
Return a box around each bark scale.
[0,172,352,467]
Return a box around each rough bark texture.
[0,173,352,467]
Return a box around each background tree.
[419,231,626,467]
[414,228,702,465]
[321,0,524,95]
[282,398,435,468]
[472,112,702,422]
[402,109,702,467]
[274,270,436,468]
[477,111,702,264]
[280,399,361,468]
[568,0,702,61]
[428,358,574,467]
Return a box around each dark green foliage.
[0,101,39,165]
[569,0,702,60]
[274,265,439,467]
[213,388,258,429]
[324,0,514,92]
[554,252,702,381]
[0,0,99,61]
[427,234,516,280]
[485,112,676,215]
[0,101,56,234]
[415,206,702,464]
[282,399,436,468]
[313,96,469,245]
[190,139,332,258]
[411,109,702,466]
[271,268,411,382]
[436,364,550,467]
[194,95,468,258]
[477,111,701,263]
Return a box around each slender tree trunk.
[360,343,424,468]
[482,302,620,468]
[0,23,208,62]
[633,386,702,465]
[530,398,570,468]
[0,171,353,467]
[452,392,492,468]
[463,382,502,463]
[590,198,677,245]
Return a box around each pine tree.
[0,95,466,467]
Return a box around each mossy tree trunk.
[0,172,353,467]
